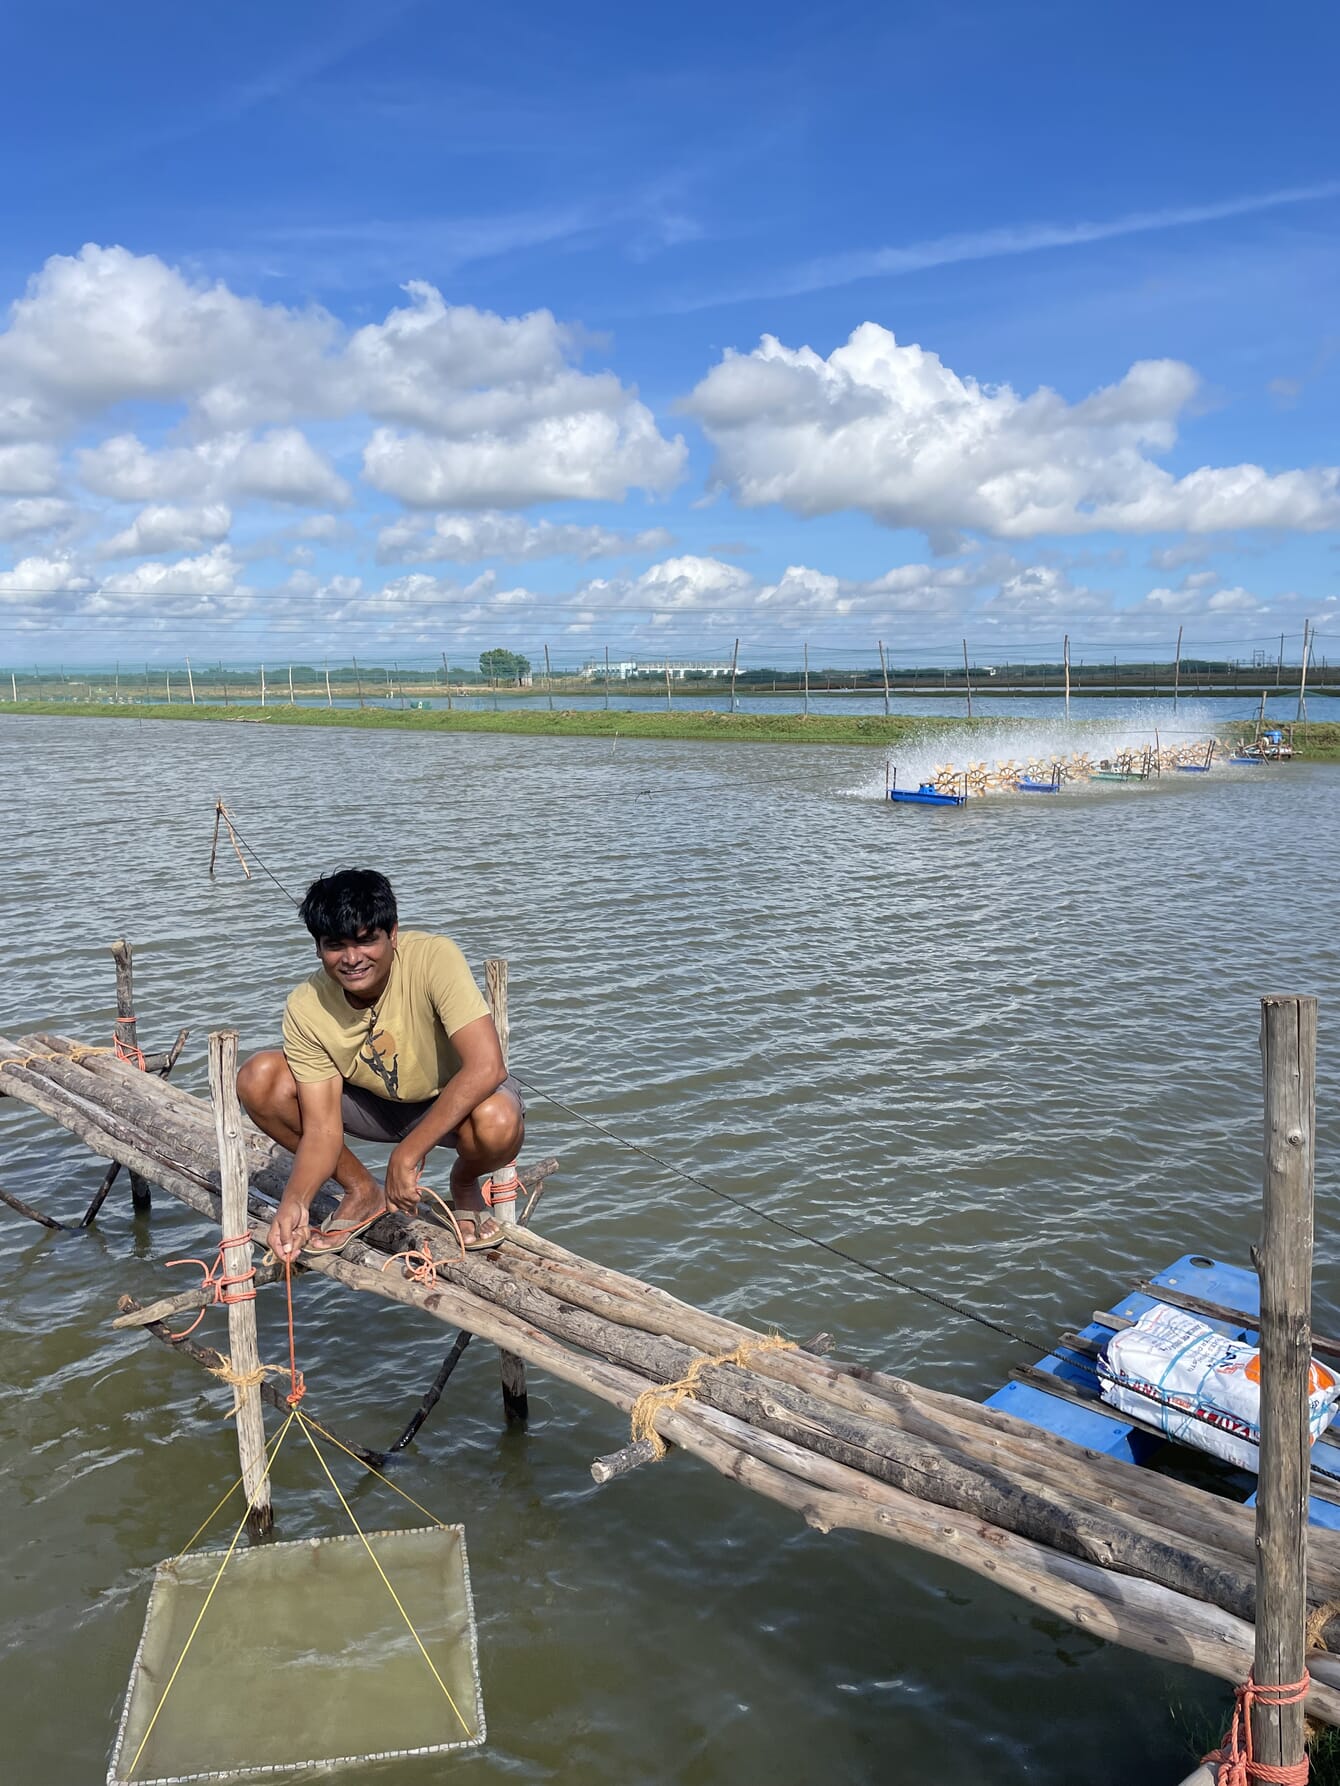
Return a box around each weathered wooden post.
[110,940,152,1212]
[484,957,528,1423]
[209,1029,273,1537]
[1253,993,1317,1773]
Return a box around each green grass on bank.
[3,699,1339,760]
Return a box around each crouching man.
[239,867,525,1262]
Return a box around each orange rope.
[113,1013,147,1071]
[283,1257,305,1404]
[381,1185,467,1286]
[1205,1672,1311,1786]
[162,1233,258,1338]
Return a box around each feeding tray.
[108,1525,484,1784]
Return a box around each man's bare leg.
[448,1088,525,1245]
[237,1050,384,1227]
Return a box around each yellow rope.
[0,1045,118,1073]
[310,1422,450,1532]
[125,1408,298,1781]
[205,1355,286,1393]
[173,1416,293,1558]
[629,1334,796,1460]
[296,1411,473,1739]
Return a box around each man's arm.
[384,1015,507,1211]
[268,1075,346,1260]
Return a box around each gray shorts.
[340,1076,526,1150]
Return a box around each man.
[239,867,525,1263]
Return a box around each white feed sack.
[1098,1303,1340,1471]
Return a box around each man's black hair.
[298,869,398,942]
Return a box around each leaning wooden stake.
[485,956,528,1423]
[208,1029,273,1537]
[1252,994,1317,1772]
[110,940,151,1212]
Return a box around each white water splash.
[848,700,1242,800]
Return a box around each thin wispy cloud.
[667,180,1340,311]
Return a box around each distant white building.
[580,658,731,680]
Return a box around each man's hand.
[385,1145,424,1215]
[268,1194,312,1262]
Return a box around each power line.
[509,1070,1052,1354]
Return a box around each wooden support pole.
[878,638,890,717]
[441,652,452,712]
[325,664,333,708]
[962,639,973,719]
[664,657,673,710]
[604,645,611,710]
[353,655,365,710]
[80,1027,188,1226]
[544,643,554,712]
[209,1029,273,1537]
[186,657,196,705]
[110,940,151,1212]
[484,957,527,1424]
[729,636,739,714]
[1252,994,1317,1772]
[1173,623,1183,710]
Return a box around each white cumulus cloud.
[376,511,673,564]
[99,503,232,558]
[686,323,1340,538]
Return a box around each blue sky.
[0,0,1337,668]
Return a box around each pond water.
[1,709,1337,1785]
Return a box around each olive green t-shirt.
[282,930,489,1103]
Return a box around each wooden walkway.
[4,1025,1340,1726]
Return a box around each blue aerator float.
[886,763,968,806]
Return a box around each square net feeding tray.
[108,1524,484,1785]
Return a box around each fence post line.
[1062,634,1070,722]
[1252,994,1317,1773]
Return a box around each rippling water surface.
[1,712,1337,1786]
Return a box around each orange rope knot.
[482,1171,518,1209]
[1205,1671,1311,1786]
[163,1233,258,1338]
[113,1018,147,1071]
[282,1257,306,1403]
[380,1187,468,1286]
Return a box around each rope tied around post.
[113,1012,147,1071]
[162,1233,258,1337]
[629,1334,797,1460]
[1204,1672,1311,1785]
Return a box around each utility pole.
[1173,624,1183,710]
[1296,619,1311,723]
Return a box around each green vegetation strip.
[3,700,1338,759]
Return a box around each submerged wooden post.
[111,940,151,1212]
[209,1029,273,1537]
[485,958,528,1423]
[1252,994,1317,1772]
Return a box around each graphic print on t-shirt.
[359,1026,400,1097]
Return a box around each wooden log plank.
[80,1027,189,1227]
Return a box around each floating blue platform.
[984,1254,1340,1531]
[888,786,967,807]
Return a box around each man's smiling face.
[317,923,398,1007]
